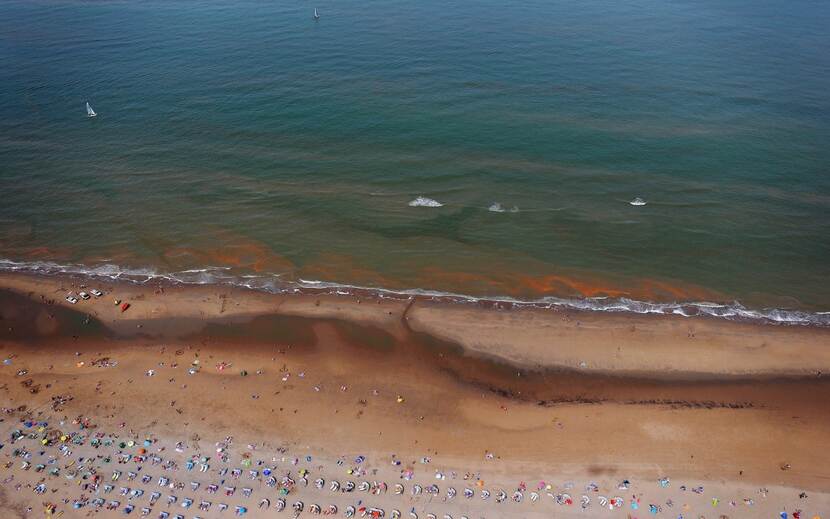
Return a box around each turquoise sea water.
[1,0,829,323]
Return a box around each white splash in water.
[408,196,443,207]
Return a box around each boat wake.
[1,258,827,326]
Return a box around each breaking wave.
[1,258,828,326]
[408,196,443,207]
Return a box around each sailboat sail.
[86,102,97,117]
[314,8,319,18]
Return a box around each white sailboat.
[313,8,319,19]
[86,102,97,118]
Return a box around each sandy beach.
[1,272,829,518]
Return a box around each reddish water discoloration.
[163,232,295,274]
[299,253,402,289]
[414,264,722,303]
[4,239,723,306]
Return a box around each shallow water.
[1,0,829,321]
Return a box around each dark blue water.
[1,0,829,323]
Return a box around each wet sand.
[0,272,829,517]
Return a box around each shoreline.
[2,258,828,327]
[2,270,830,379]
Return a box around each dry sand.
[0,272,828,518]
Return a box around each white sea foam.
[408,196,443,207]
[489,202,519,213]
[1,258,828,326]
